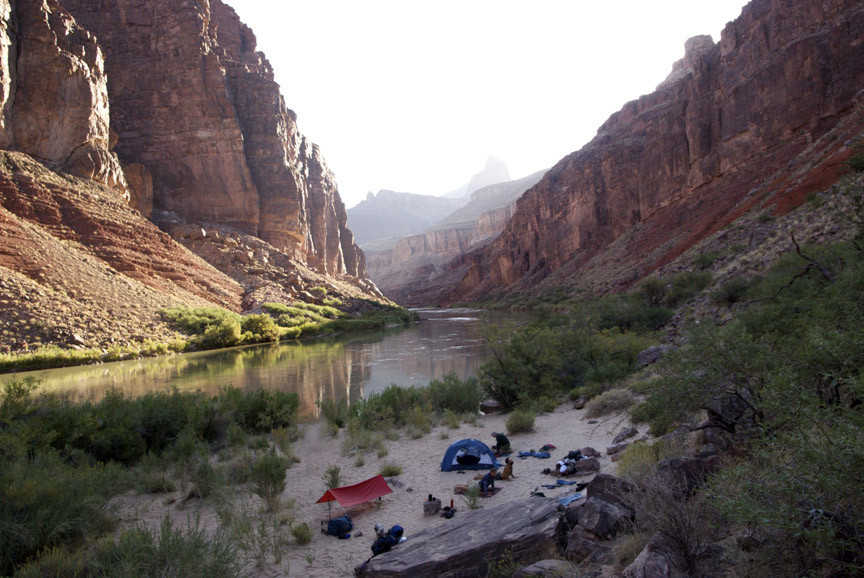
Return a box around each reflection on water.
[11,309,512,419]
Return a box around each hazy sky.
[223,1,749,208]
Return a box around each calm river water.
[10,309,512,419]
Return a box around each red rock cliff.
[438,0,864,303]
[61,0,364,278]
[0,0,127,194]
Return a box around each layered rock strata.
[430,0,864,304]
[62,0,364,278]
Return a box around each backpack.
[370,524,403,555]
[326,515,353,536]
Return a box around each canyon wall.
[0,0,127,194]
[367,171,545,300]
[429,0,864,304]
[62,0,363,278]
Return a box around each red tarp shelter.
[315,474,393,508]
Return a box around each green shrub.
[506,408,535,434]
[195,317,242,349]
[427,372,484,414]
[317,397,350,430]
[694,250,721,269]
[585,388,637,418]
[97,514,241,577]
[251,450,289,512]
[711,276,752,306]
[322,464,342,490]
[665,271,713,306]
[291,522,313,545]
[616,441,660,484]
[379,462,402,477]
[0,453,123,575]
[241,314,281,343]
[191,459,224,499]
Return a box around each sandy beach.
[115,403,632,577]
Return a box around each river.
[8,309,512,419]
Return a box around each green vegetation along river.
[8,309,508,419]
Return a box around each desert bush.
[217,386,299,434]
[0,453,123,575]
[427,372,484,414]
[379,462,403,477]
[616,442,660,484]
[251,450,289,512]
[291,522,313,545]
[694,250,721,269]
[610,531,651,572]
[664,271,713,306]
[595,295,673,332]
[585,388,636,418]
[341,419,384,456]
[461,485,483,510]
[240,314,281,343]
[322,464,342,490]
[216,503,287,568]
[711,276,752,306]
[506,407,535,434]
[318,397,350,430]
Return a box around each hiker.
[491,432,510,454]
[479,468,497,497]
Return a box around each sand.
[114,403,633,577]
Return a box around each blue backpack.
[371,525,403,555]
[326,515,353,537]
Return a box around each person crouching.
[479,468,497,497]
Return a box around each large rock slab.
[358,498,561,577]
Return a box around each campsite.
[110,400,627,576]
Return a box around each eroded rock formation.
[62,0,364,278]
[431,0,864,304]
[0,0,127,194]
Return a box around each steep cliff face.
[0,0,127,194]
[438,0,864,303]
[62,0,364,278]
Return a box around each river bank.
[114,400,628,577]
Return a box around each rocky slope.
[421,0,864,305]
[0,0,379,354]
[366,170,545,300]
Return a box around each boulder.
[580,447,601,458]
[649,456,718,497]
[636,345,673,368]
[513,559,576,577]
[623,533,686,578]
[565,526,603,562]
[573,396,587,410]
[480,399,504,414]
[586,474,634,510]
[573,457,601,474]
[606,442,629,455]
[577,497,634,539]
[613,427,639,444]
[357,498,561,577]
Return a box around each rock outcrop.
[62,0,364,278]
[427,0,864,304]
[0,0,127,194]
[357,498,560,577]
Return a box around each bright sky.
[223,1,749,208]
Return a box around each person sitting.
[479,468,497,497]
[491,432,511,455]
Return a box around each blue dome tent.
[440,438,502,472]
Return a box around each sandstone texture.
[425,0,864,304]
[62,0,364,278]
[357,498,560,577]
[0,0,127,194]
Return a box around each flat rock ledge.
[357,498,561,577]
